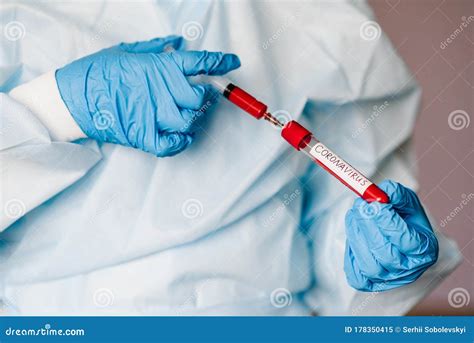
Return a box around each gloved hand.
[55,35,240,157]
[344,180,439,292]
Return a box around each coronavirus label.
[309,142,372,195]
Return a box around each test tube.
[281,121,389,203]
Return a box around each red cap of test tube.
[281,121,312,150]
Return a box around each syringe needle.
[263,113,284,128]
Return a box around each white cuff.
[9,71,86,142]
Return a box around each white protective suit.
[0,0,461,315]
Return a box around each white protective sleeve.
[9,71,86,142]
[0,77,101,231]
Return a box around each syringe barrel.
[196,76,267,120]
[223,84,267,119]
[282,121,389,203]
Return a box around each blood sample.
[281,121,389,203]
[202,76,389,203]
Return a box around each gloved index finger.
[170,50,241,76]
[161,64,212,110]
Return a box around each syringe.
[201,75,389,203]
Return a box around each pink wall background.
[368,0,473,314]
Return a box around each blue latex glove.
[56,35,240,157]
[344,180,439,292]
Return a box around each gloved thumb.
[148,132,193,157]
[120,35,184,54]
[171,50,241,76]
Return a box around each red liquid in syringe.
[209,77,389,203]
